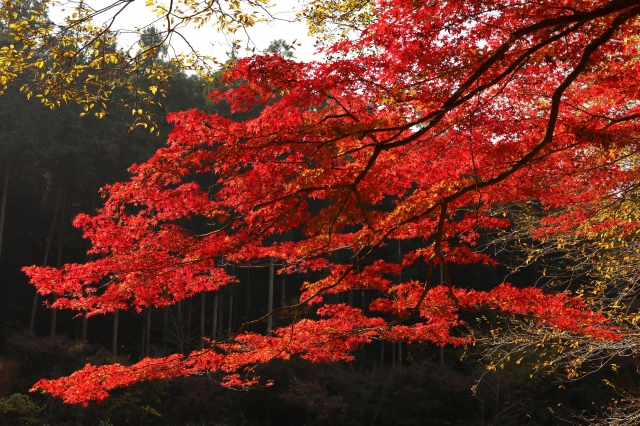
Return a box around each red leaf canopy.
[25,0,640,404]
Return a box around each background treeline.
[0,13,637,426]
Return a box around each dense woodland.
[2,0,640,425]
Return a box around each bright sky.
[49,0,321,64]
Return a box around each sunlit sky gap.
[47,0,321,64]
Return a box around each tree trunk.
[0,163,9,263]
[246,268,251,315]
[380,340,384,367]
[212,292,219,340]
[267,260,274,335]
[50,188,66,337]
[439,262,444,368]
[50,243,63,337]
[145,308,151,357]
[112,309,119,356]
[281,277,286,306]
[30,189,60,333]
[200,292,206,347]
[392,342,396,368]
[81,194,95,344]
[398,341,402,369]
[162,307,168,351]
[217,293,224,337]
[186,297,192,348]
[227,292,234,336]
[81,315,88,341]
[177,300,184,353]
[398,240,402,282]
[141,311,146,358]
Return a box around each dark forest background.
[0,15,637,426]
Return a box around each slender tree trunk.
[186,297,192,348]
[398,341,402,369]
[0,163,9,263]
[212,292,219,340]
[380,340,384,367]
[246,268,251,315]
[145,308,151,357]
[162,307,168,351]
[228,293,234,336]
[217,293,224,337]
[392,342,396,369]
[398,240,402,282]
[233,291,238,330]
[200,292,206,347]
[439,262,444,368]
[281,277,286,306]
[112,309,119,356]
[50,188,67,337]
[81,194,95,343]
[49,244,63,337]
[267,260,274,335]
[141,311,146,358]
[177,300,184,353]
[30,190,60,333]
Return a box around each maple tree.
[23,0,640,405]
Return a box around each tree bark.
[217,293,224,337]
[145,308,151,357]
[246,268,251,316]
[439,262,444,368]
[267,260,274,335]
[0,163,9,263]
[49,243,62,337]
[186,297,192,348]
[29,189,60,333]
[200,292,206,347]
[141,311,146,358]
[177,300,184,353]
[398,240,402,282]
[212,292,219,340]
[112,309,119,356]
[227,292,234,336]
[162,307,168,351]
[81,193,95,343]
[392,342,396,369]
[81,315,88,341]
[281,277,286,306]
[50,188,66,337]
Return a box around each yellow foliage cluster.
[301,0,376,46]
[0,0,270,125]
[0,0,380,122]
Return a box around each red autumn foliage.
[25,0,640,404]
